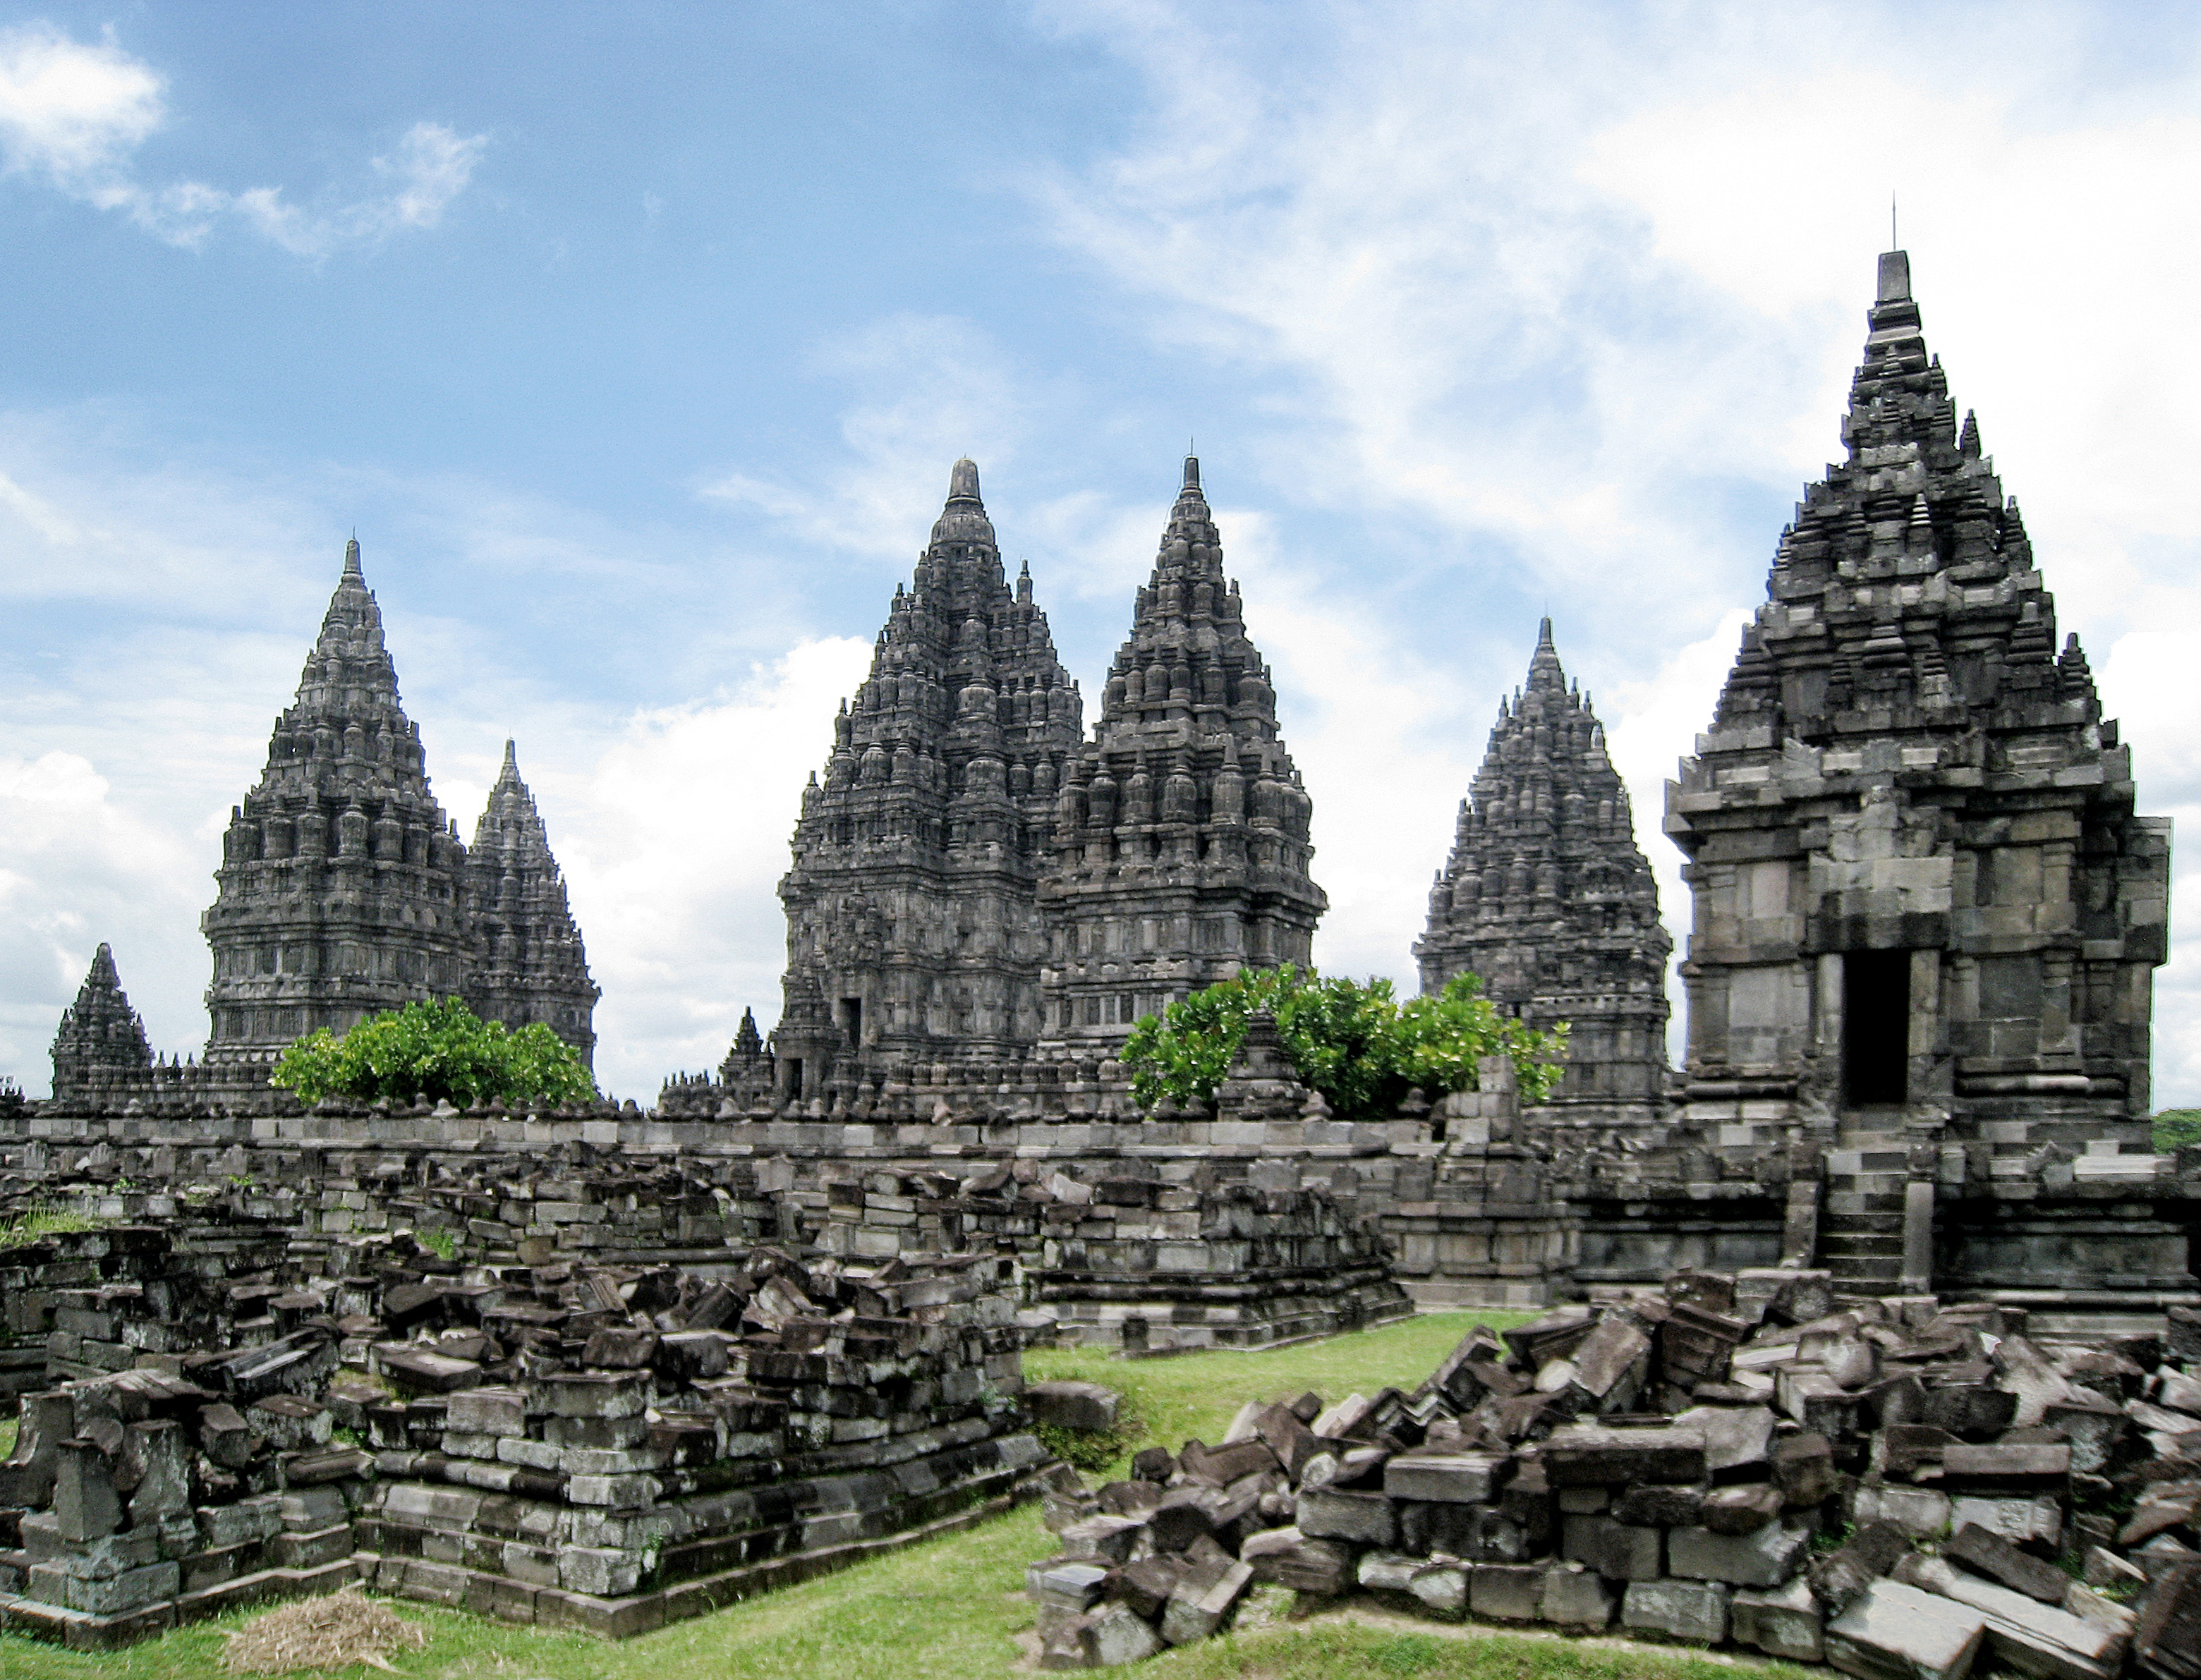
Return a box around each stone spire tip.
[947,458,981,503]
[1876,248,1911,305]
[343,535,362,577]
[1182,454,1201,492]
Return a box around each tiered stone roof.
[50,944,154,1093]
[1417,620,1669,1115]
[463,741,599,1066]
[1039,456,1326,1048]
[775,461,1084,1091]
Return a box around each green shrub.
[272,997,595,1110]
[2155,1109,2201,1154]
[1122,966,1566,1119]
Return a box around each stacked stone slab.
[353,1244,1045,1636]
[1665,249,2172,1301]
[1025,1170,1411,1353]
[774,459,1087,1096]
[1417,621,1671,1124]
[1026,1262,2191,1676]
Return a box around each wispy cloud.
[0,23,485,257]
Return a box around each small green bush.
[272,997,595,1109]
[1122,966,1566,1119]
[2155,1109,2201,1154]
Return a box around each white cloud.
[0,25,484,256]
[703,315,1028,560]
[0,23,160,181]
[557,639,874,1096]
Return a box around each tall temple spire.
[1417,622,1669,1119]
[1039,454,1326,1051]
[50,942,154,1100]
[1668,248,2167,1189]
[202,538,474,1064]
[775,458,1084,1095]
[463,741,599,1065]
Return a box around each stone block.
[1061,1514,1145,1564]
[1468,1562,1544,1621]
[124,1420,190,1524]
[1405,1562,1468,1620]
[1623,1577,1728,1644]
[1676,1404,1775,1475]
[1539,1560,1615,1629]
[1612,1483,1704,1528]
[1668,1521,1811,1587]
[559,1546,639,1597]
[1383,1451,1506,1504]
[1081,1601,1164,1666]
[1241,1528,1353,1595]
[1702,1483,1783,1533]
[1826,1579,1987,1680]
[1773,1430,1836,1506]
[1296,1487,1395,1548]
[1561,1514,1661,1581]
[1852,1483,1953,1540]
[51,1438,122,1541]
[1949,1495,2061,1549]
[1399,1501,1524,1562]
[1159,1559,1251,1643]
[1733,1574,1825,1662]
[1029,1381,1121,1434]
[1947,1521,2070,1605]
[1544,1423,1705,1487]
[444,1387,526,1436]
[532,1370,647,1419]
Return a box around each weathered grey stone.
[1296,1487,1395,1548]
[1949,1495,2062,1549]
[1562,1514,1661,1582]
[1029,1381,1122,1435]
[1852,1483,1953,1540]
[1406,1562,1468,1620]
[1826,1579,1987,1680]
[1399,1501,1524,1562]
[1539,1560,1616,1629]
[1544,1423,1704,1487]
[1160,1559,1251,1644]
[1623,1578,1728,1644]
[1060,1514,1145,1563]
[444,1387,526,1436]
[1668,1521,1811,1588]
[1081,1601,1165,1667]
[1242,1528,1354,1596]
[1383,1451,1506,1504]
[1701,1483,1783,1534]
[1733,1575,1826,1662]
[1469,1562,1544,1622]
[1947,1521,2071,1605]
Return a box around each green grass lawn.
[0,1310,1807,1680]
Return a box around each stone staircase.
[1820,1119,1910,1296]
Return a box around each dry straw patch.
[220,1590,430,1674]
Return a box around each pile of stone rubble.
[0,1210,1048,1646]
[1029,1265,2201,1676]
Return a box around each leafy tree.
[271,997,595,1109]
[1120,965,1566,1119]
[2155,1109,2201,1154]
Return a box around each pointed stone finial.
[1877,249,1911,304]
[343,536,363,577]
[1537,616,1556,652]
[1182,454,1201,491]
[948,458,981,502]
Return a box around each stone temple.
[21,246,2193,1329]
[1417,619,1671,1126]
[54,538,598,1100]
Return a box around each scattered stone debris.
[1027,1263,2183,1674]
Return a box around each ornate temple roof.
[51,942,154,1085]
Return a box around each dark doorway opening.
[1844,950,1910,1105]
[838,997,862,1047]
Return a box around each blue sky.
[2,1,2197,1107]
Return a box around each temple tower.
[462,741,599,1065]
[1417,620,1670,1121]
[1038,456,1327,1052]
[1667,250,2170,1290]
[775,460,1084,1094]
[202,540,473,1067]
[49,944,154,1100]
